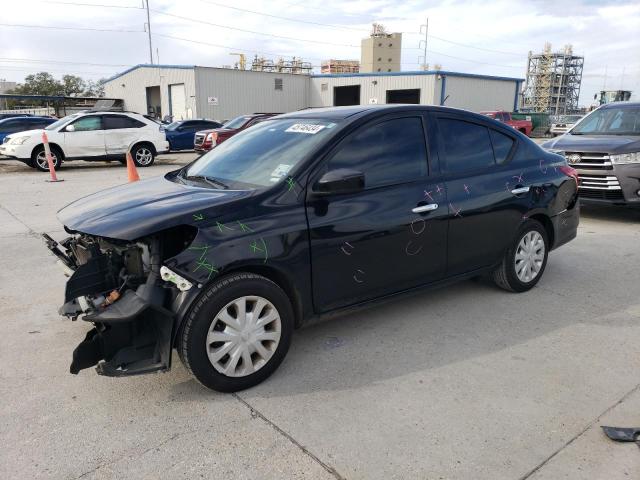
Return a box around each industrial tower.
[521,43,584,115]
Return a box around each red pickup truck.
[480,111,533,136]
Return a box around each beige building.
[361,32,402,73]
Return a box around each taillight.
[207,132,218,144]
[559,165,579,186]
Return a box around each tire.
[178,272,294,392]
[492,219,549,292]
[32,145,62,172]
[131,143,155,167]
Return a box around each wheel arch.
[31,142,65,160]
[529,213,554,248]
[131,140,157,156]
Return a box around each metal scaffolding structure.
[521,43,584,114]
[250,55,312,75]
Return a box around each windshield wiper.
[185,174,229,189]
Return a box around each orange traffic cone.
[42,132,63,183]
[126,150,140,182]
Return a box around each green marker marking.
[193,213,204,221]
[286,177,296,192]
[249,240,264,254]
[193,258,218,280]
[188,244,210,261]
[237,220,254,233]
[216,221,234,233]
[260,238,268,263]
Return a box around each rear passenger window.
[489,129,515,164]
[103,116,145,130]
[439,118,494,172]
[329,117,427,188]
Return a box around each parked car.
[0,111,169,171]
[0,113,32,121]
[480,111,533,136]
[0,116,56,144]
[165,119,223,151]
[45,105,579,392]
[550,114,584,136]
[543,102,640,206]
[194,113,280,152]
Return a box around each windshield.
[557,115,582,123]
[571,107,640,135]
[45,113,80,131]
[223,116,252,129]
[184,119,338,189]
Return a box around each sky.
[1,0,638,106]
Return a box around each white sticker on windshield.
[270,164,292,179]
[285,123,326,134]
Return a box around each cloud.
[1,0,638,105]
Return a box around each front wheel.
[131,144,155,167]
[32,145,62,172]
[492,219,549,292]
[178,273,294,392]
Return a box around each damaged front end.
[43,228,195,377]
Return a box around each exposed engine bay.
[42,226,197,377]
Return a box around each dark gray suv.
[542,102,640,206]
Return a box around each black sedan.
[46,105,580,392]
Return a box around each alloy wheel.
[135,147,153,166]
[36,151,58,170]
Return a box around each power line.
[0,57,133,67]
[429,35,524,57]
[196,0,370,33]
[0,23,144,33]
[36,0,142,8]
[149,9,362,48]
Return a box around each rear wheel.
[131,143,155,167]
[178,272,293,392]
[32,145,62,172]
[493,219,549,292]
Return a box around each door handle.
[412,203,438,213]
[511,186,530,195]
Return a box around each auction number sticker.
[285,123,326,134]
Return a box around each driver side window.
[327,117,428,189]
[70,116,102,132]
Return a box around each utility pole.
[419,18,428,70]
[144,0,153,64]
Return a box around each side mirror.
[65,124,75,132]
[314,169,365,195]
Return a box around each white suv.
[0,111,169,171]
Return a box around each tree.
[10,72,64,96]
[83,78,106,97]
[61,74,86,97]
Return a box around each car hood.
[197,127,237,135]
[542,134,640,154]
[58,174,254,240]
[5,128,45,140]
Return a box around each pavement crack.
[233,393,346,480]
[0,202,40,238]
[73,431,186,479]
[518,382,640,480]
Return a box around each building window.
[378,42,382,47]
[389,43,393,47]
[388,58,392,62]
[377,57,382,61]
[377,68,381,72]
[387,69,391,72]
[321,83,328,92]
[274,78,283,91]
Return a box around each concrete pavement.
[0,154,639,479]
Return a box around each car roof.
[0,116,53,123]
[600,101,640,109]
[277,104,488,122]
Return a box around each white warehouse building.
[104,65,523,121]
